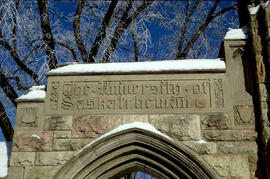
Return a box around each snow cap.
[17,85,46,102]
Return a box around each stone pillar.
[239,1,270,178]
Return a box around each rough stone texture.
[203,130,257,141]
[149,114,201,140]
[15,102,45,131]
[202,155,250,178]
[12,131,53,151]
[217,142,258,154]
[201,113,230,129]
[44,116,73,130]
[10,152,35,166]
[181,141,217,154]
[35,152,74,166]
[248,155,258,179]
[54,131,71,138]
[53,138,92,151]
[122,115,148,124]
[24,166,61,179]
[72,115,121,138]
[7,167,24,179]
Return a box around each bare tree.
[0,0,238,141]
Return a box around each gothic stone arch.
[54,127,219,179]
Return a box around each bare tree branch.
[0,32,39,83]
[178,1,237,58]
[55,41,78,62]
[73,0,88,62]
[0,65,18,107]
[37,0,58,70]
[102,0,153,62]
[176,0,201,59]
[131,29,139,62]
[12,0,20,52]
[88,0,118,63]
[0,101,13,141]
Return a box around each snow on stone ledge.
[75,122,171,156]
[0,142,12,178]
[47,59,225,76]
[17,85,46,102]
[262,1,269,9]
[224,27,248,40]
[248,1,269,15]
[248,5,260,15]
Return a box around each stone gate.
[7,31,258,178]
[7,0,270,178]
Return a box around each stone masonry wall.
[8,38,258,179]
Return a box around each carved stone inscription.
[49,80,213,114]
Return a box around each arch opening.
[53,123,219,179]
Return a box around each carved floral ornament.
[53,126,219,179]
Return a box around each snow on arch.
[75,122,172,156]
[55,122,219,179]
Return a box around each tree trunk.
[73,0,88,63]
[0,66,18,107]
[37,0,58,70]
[89,0,119,63]
[0,101,13,141]
[102,0,152,62]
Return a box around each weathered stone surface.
[15,102,45,131]
[46,79,214,115]
[53,138,91,151]
[54,131,71,138]
[72,115,121,138]
[201,113,230,129]
[217,142,257,154]
[234,105,255,126]
[202,155,250,178]
[203,130,257,141]
[12,131,53,151]
[35,152,74,166]
[24,166,60,179]
[44,116,72,130]
[10,152,35,166]
[149,114,201,140]
[122,115,148,124]
[181,141,217,154]
[7,167,24,179]
[248,155,258,179]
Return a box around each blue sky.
[0,0,239,141]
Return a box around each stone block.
[149,114,201,140]
[35,151,74,166]
[234,105,255,127]
[24,166,60,179]
[7,167,24,179]
[53,138,91,151]
[203,130,257,141]
[72,115,121,138]
[15,102,44,131]
[248,155,258,179]
[201,113,230,129]
[54,131,71,138]
[44,116,72,130]
[12,131,53,151]
[181,141,217,154]
[217,142,257,154]
[122,115,148,124]
[202,155,250,178]
[10,152,35,166]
